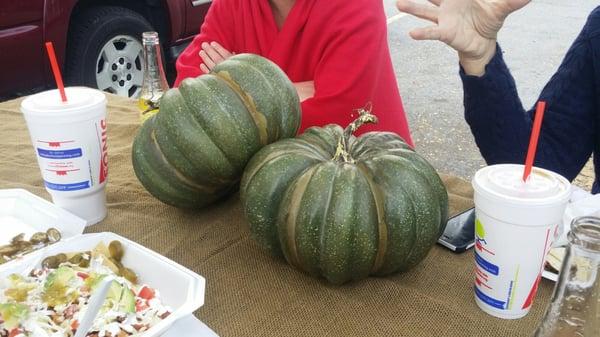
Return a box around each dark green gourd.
[241,107,448,284]
[132,54,301,208]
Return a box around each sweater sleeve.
[174,0,235,87]
[461,27,597,181]
[299,1,388,134]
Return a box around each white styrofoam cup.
[20,87,108,226]
[472,164,571,319]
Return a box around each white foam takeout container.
[0,188,87,255]
[0,189,206,336]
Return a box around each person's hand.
[199,42,234,74]
[293,81,315,102]
[396,0,531,76]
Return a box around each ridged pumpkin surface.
[132,54,301,208]
[241,117,448,284]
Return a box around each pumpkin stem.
[333,103,378,163]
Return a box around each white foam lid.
[474,164,571,206]
[0,188,86,268]
[21,87,105,117]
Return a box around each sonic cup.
[21,87,108,226]
[472,164,571,319]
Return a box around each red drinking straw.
[44,42,67,102]
[522,101,547,182]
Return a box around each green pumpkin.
[241,108,448,284]
[132,54,301,208]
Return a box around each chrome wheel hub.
[95,35,144,98]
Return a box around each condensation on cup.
[472,164,571,319]
[21,87,108,226]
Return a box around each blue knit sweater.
[461,7,599,194]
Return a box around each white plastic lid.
[0,189,86,271]
[474,164,571,206]
[21,87,106,118]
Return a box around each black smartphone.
[437,207,476,253]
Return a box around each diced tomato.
[9,328,22,337]
[135,299,149,312]
[76,272,89,280]
[71,320,79,331]
[138,286,155,300]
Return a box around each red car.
[0,0,210,99]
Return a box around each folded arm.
[175,0,234,86]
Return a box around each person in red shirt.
[175,0,413,145]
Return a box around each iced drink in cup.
[472,164,571,319]
[21,87,108,226]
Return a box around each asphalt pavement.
[384,0,598,180]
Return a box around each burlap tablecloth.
[0,94,553,337]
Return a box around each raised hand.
[396,0,531,75]
[199,41,234,73]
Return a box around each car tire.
[65,6,154,98]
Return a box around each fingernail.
[202,42,209,48]
[210,42,218,46]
